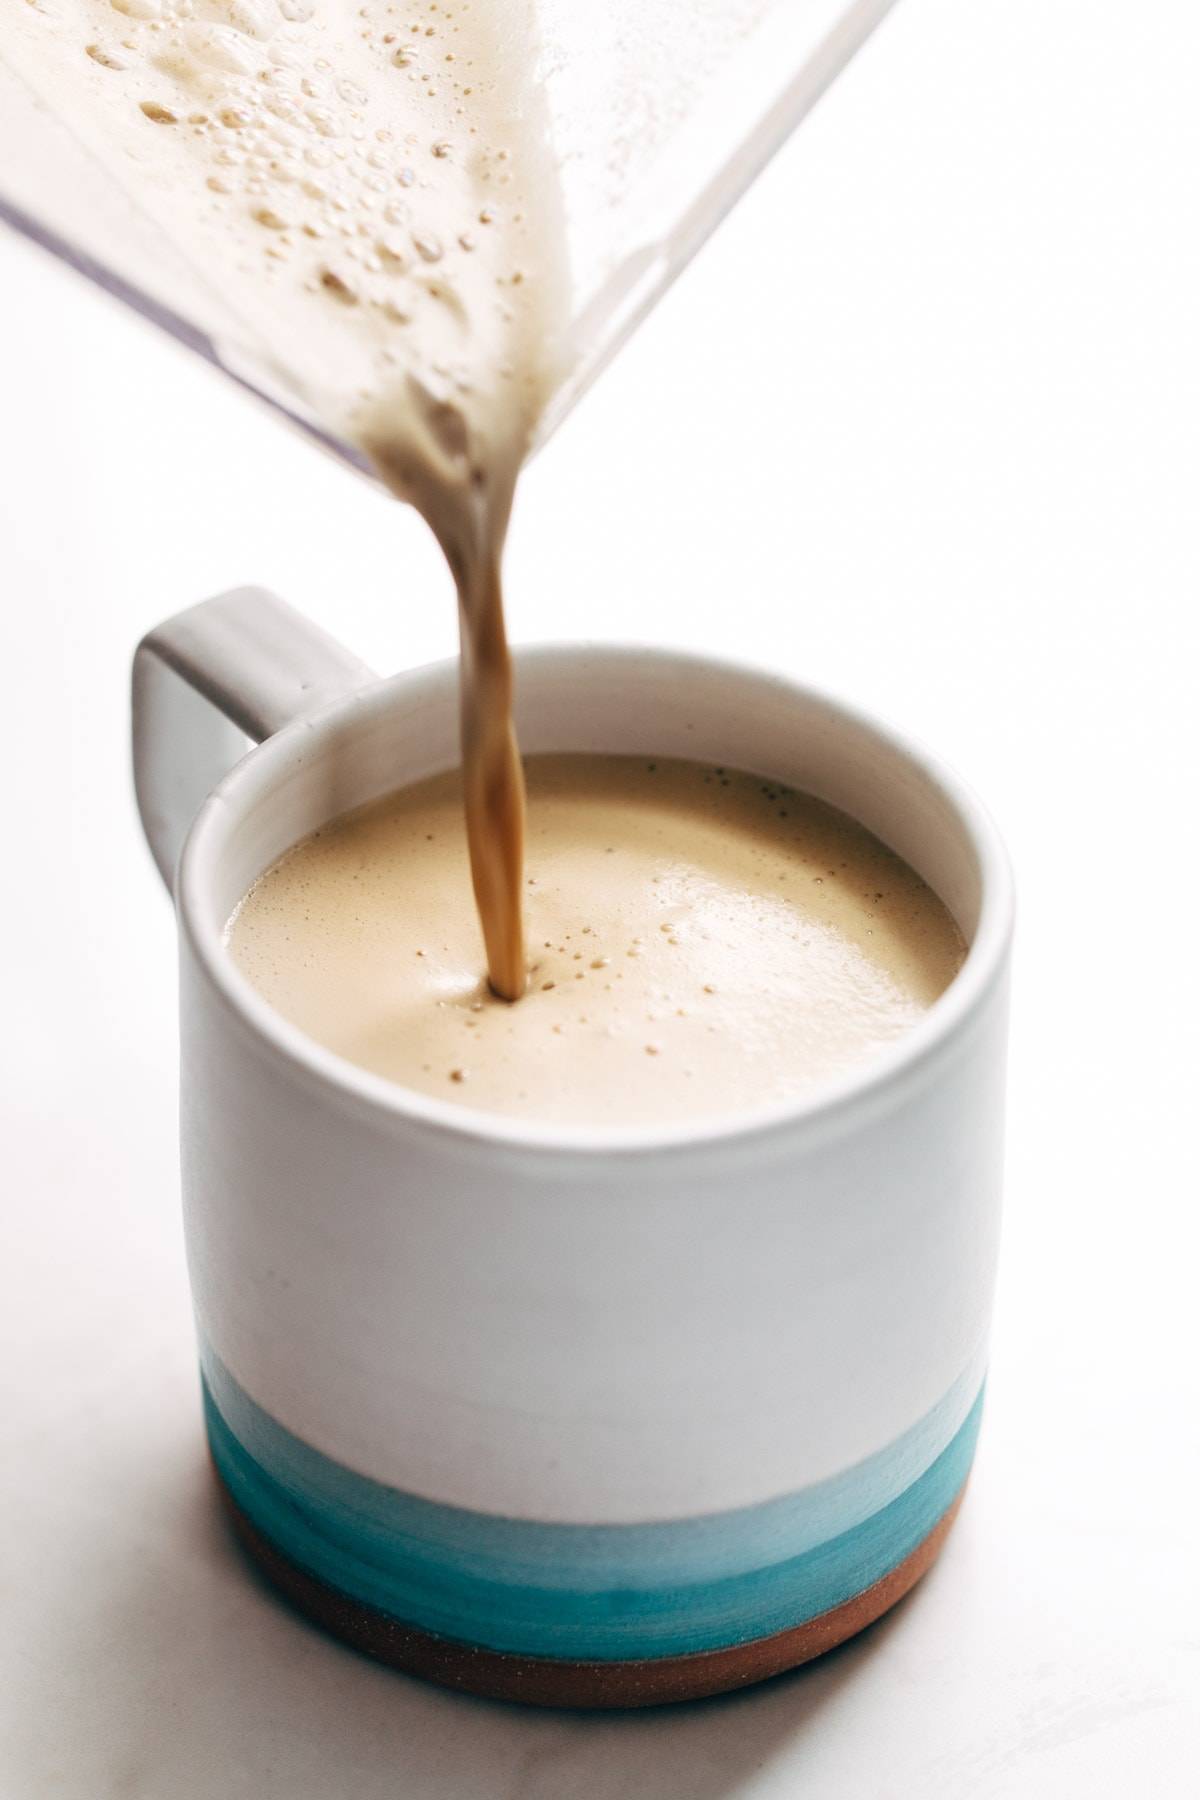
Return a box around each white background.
[2,1,1198,1794]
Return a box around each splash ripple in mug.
[133,597,1013,1707]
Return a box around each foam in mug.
[226,752,966,1126]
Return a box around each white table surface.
[2,2,1198,1794]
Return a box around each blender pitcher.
[0,0,897,473]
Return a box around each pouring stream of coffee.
[364,375,531,1001]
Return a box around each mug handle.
[132,586,377,891]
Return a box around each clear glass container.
[0,0,895,478]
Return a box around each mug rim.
[177,642,1015,1159]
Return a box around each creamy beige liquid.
[227,755,967,1126]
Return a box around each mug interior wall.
[203,652,984,946]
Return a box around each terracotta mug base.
[214,1468,966,1709]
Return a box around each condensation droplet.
[85,43,128,69]
[319,263,359,303]
[183,22,257,74]
[221,0,277,38]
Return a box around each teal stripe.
[204,1358,982,1660]
[202,1347,982,1589]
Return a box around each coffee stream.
[363,381,530,1001]
[457,549,527,1000]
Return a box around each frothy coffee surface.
[227,755,967,1127]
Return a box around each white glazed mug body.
[133,590,1012,1705]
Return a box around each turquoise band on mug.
[203,1345,983,1661]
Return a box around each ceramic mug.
[132,588,1013,1708]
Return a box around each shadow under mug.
[132,588,1013,1708]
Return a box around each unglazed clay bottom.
[218,1477,968,1708]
